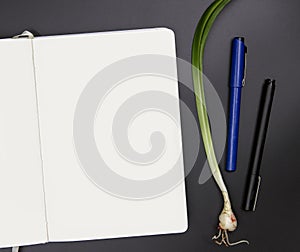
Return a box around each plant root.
[212,229,249,247]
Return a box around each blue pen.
[226,37,247,172]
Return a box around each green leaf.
[192,0,231,190]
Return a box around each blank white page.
[0,39,48,248]
[33,28,187,242]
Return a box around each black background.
[0,0,299,251]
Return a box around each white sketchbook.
[0,28,187,248]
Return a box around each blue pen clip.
[226,37,247,172]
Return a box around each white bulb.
[219,210,237,232]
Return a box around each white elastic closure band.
[12,247,19,252]
[12,30,34,39]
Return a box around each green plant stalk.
[192,0,249,246]
[192,0,231,193]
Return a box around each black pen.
[243,79,276,211]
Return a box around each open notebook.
[0,28,187,248]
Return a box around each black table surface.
[0,0,299,251]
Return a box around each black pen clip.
[253,175,261,211]
[244,174,261,211]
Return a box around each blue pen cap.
[226,37,247,172]
[230,37,246,88]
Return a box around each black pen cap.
[243,79,275,211]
